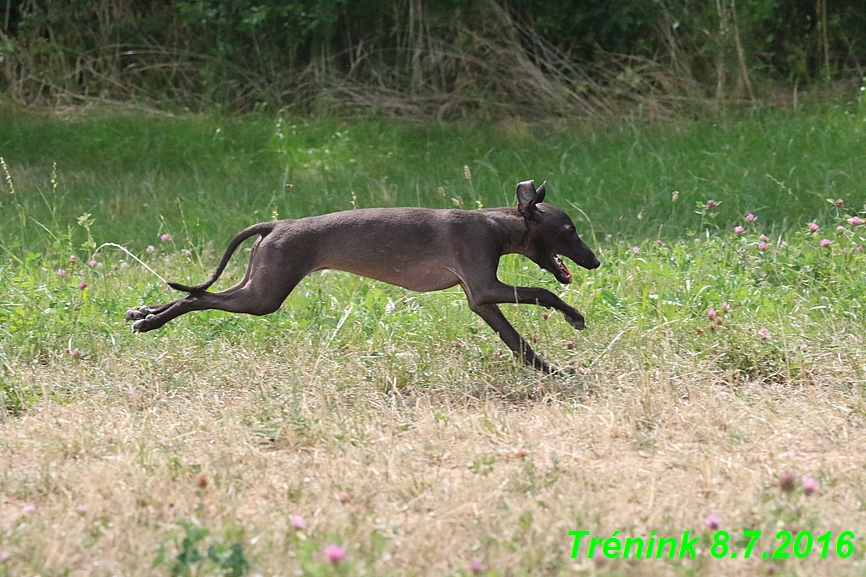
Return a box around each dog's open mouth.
[552,255,572,284]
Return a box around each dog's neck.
[479,206,537,258]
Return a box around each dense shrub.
[0,0,864,114]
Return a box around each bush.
[1,0,864,115]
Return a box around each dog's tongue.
[554,256,572,284]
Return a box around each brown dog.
[126,180,599,372]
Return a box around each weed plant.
[0,109,865,575]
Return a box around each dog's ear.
[517,180,541,216]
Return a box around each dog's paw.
[563,312,586,331]
[132,314,156,333]
[125,306,150,322]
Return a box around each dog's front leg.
[467,301,555,373]
[473,283,586,330]
[520,287,586,330]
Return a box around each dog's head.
[516,180,600,283]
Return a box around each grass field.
[1,106,866,576]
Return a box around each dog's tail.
[168,222,278,293]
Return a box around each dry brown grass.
[320,1,705,122]
[2,337,865,576]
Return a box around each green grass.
[1,107,866,576]
[2,106,865,252]
[1,105,864,375]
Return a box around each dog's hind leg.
[131,239,312,332]
[131,271,305,332]
[125,300,180,322]
[126,235,268,323]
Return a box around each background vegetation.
[1,0,865,116]
[2,106,865,251]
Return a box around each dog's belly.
[331,260,462,293]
